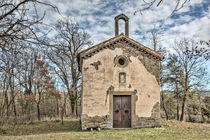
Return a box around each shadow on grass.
[0,119,83,136]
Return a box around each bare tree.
[150,26,162,51]
[158,46,170,120]
[165,54,183,120]
[151,31,158,51]
[34,57,55,120]
[170,39,209,121]
[0,0,59,119]
[0,0,59,50]
[0,42,23,117]
[134,0,191,15]
[46,19,91,117]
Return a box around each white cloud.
[163,16,210,48]
[35,0,210,49]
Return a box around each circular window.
[114,55,129,68]
[118,58,125,65]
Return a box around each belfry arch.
[115,14,129,36]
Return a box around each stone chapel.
[77,14,163,130]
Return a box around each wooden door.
[113,95,131,128]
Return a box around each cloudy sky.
[41,0,210,48]
[38,0,210,89]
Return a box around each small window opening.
[119,72,126,85]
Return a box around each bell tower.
[115,14,129,36]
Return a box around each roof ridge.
[124,36,163,57]
[79,34,124,54]
[78,35,163,60]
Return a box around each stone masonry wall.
[81,42,160,130]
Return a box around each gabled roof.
[78,34,163,60]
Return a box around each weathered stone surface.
[80,45,161,129]
[131,102,161,128]
[151,102,160,118]
[80,36,161,130]
[118,42,160,84]
[133,117,160,128]
[81,114,112,130]
[90,61,101,70]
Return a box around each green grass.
[0,119,209,140]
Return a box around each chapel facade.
[77,14,163,130]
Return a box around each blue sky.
[40,0,210,47]
[38,0,210,89]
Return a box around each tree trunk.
[76,99,78,117]
[176,101,179,120]
[12,99,17,117]
[37,103,40,120]
[61,93,67,125]
[61,101,66,125]
[180,93,186,121]
[71,101,75,115]
[3,76,9,117]
[0,96,4,116]
[37,91,41,121]
[163,104,168,120]
[69,93,76,115]
[10,68,17,117]
[161,90,168,120]
[5,88,9,117]
[175,80,179,120]
[10,87,17,117]
[61,108,64,125]
[56,98,59,116]
[180,70,188,121]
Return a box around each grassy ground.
[0,118,209,140]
